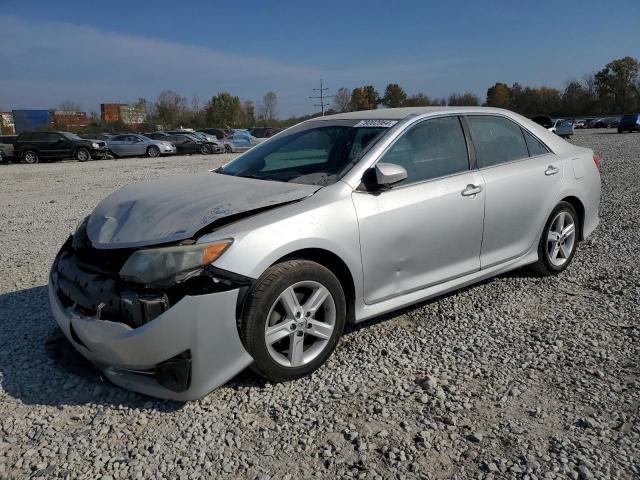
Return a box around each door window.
[466,115,529,167]
[379,116,470,185]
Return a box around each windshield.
[62,132,82,140]
[218,119,390,186]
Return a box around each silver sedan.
[107,134,176,158]
[49,107,600,400]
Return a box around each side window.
[522,129,549,156]
[466,115,529,167]
[46,133,61,142]
[379,116,469,185]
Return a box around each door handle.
[461,184,483,197]
[545,165,559,176]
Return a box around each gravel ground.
[0,131,638,479]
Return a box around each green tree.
[381,83,407,107]
[595,56,640,113]
[447,92,480,106]
[404,93,431,107]
[485,83,511,108]
[350,86,379,110]
[205,92,243,128]
[562,81,592,116]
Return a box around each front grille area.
[52,233,168,328]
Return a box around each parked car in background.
[48,106,601,400]
[0,135,18,159]
[551,119,574,138]
[618,113,640,133]
[573,119,586,129]
[14,131,109,164]
[0,149,6,164]
[250,127,282,138]
[165,130,225,153]
[162,133,213,155]
[107,134,176,158]
[531,115,554,129]
[222,130,263,153]
[198,128,229,140]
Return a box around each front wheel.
[531,202,579,275]
[241,260,346,382]
[225,144,232,153]
[147,145,160,158]
[200,144,211,155]
[76,148,90,162]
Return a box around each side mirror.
[374,163,407,187]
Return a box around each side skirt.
[353,249,539,323]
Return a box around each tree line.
[62,55,640,134]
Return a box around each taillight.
[593,153,601,169]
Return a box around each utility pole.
[309,80,333,116]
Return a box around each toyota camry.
[49,107,601,400]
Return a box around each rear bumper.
[49,280,253,401]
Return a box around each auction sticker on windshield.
[354,120,398,128]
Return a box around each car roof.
[318,106,514,120]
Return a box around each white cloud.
[0,15,471,116]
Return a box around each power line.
[309,79,333,116]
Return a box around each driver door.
[352,116,485,304]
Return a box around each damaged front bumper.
[48,244,254,401]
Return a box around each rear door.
[352,115,485,303]
[465,115,563,268]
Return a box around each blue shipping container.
[12,110,51,133]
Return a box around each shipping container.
[12,110,51,133]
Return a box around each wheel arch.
[272,248,357,323]
[560,195,585,240]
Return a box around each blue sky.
[1,0,638,117]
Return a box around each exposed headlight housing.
[91,142,100,149]
[119,239,233,286]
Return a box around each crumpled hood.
[87,173,319,249]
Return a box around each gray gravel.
[0,132,639,479]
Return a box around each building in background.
[119,103,146,125]
[100,103,125,123]
[12,110,51,133]
[0,112,15,134]
[100,103,146,125]
[51,110,88,128]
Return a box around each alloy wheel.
[547,211,576,267]
[24,152,38,164]
[264,281,336,368]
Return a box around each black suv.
[14,131,109,164]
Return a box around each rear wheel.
[76,148,90,162]
[241,260,346,382]
[23,150,39,164]
[147,145,160,158]
[531,202,579,275]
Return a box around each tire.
[23,150,39,164]
[241,259,346,382]
[225,144,232,153]
[531,202,580,276]
[75,148,90,162]
[199,144,211,155]
[147,145,160,158]
[618,128,624,134]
